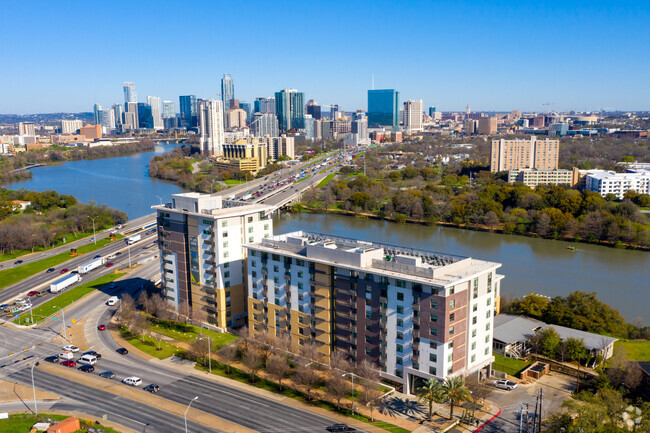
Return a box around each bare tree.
[361,383,384,421]
[191,307,208,330]
[254,330,276,365]
[325,374,349,410]
[274,333,292,355]
[117,294,136,326]
[132,314,150,343]
[356,359,380,388]
[242,348,263,383]
[330,350,352,373]
[299,341,321,365]
[150,293,168,319]
[178,301,191,324]
[218,344,238,374]
[236,327,252,354]
[189,336,211,366]
[625,362,643,390]
[266,354,292,390]
[295,365,321,401]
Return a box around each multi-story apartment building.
[252,112,279,138]
[197,99,225,156]
[18,122,36,136]
[584,170,650,199]
[403,99,423,134]
[60,119,83,134]
[490,136,559,172]
[245,231,503,394]
[508,168,580,188]
[153,193,274,329]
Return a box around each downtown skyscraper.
[368,89,399,131]
[221,74,234,110]
[275,89,305,131]
[123,82,137,103]
[197,99,225,156]
[148,96,164,130]
[179,95,197,128]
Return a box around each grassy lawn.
[493,354,533,377]
[615,340,650,361]
[14,273,123,325]
[149,319,236,349]
[0,413,121,433]
[297,175,312,183]
[223,179,244,185]
[0,235,123,291]
[120,327,183,359]
[0,230,96,262]
[317,173,336,188]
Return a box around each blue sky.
[2,0,649,114]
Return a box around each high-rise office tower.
[99,109,115,130]
[368,89,399,131]
[93,104,102,125]
[304,114,314,140]
[123,82,137,103]
[225,108,247,129]
[125,102,139,130]
[112,104,123,126]
[137,103,154,129]
[197,99,225,156]
[306,100,321,120]
[490,136,559,172]
[239,102,252,123]
[245,231,502,393]
[153,193,274,328]
[275,89,305,131]
[179,95,198,128]
[429,106,436,117]
[163,100,176,118]
[403,99,423,134]
[148,96,164,130]
[251,113,279,138]
[221,74,234,116]
[254,97,275,114]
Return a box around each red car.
[27,291,38,296]
[61,360,76,367]
[60,268,69,274]
[105,262,114,267]
[98,324,106,331]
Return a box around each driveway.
[481,373,576,433]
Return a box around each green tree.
[512,294,549,319]
[531,328,561,358]
[564,337,587,391]
[442,376,470,419]
[417,378,445,420]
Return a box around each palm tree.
[442,377,470,419]
[417,378,445,420]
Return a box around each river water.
[274,213,650,322]
[6,143,184,219]
[3,145,647,321]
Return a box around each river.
[3,145,647,321]
[274,213,650,323]
[5,143,184,219]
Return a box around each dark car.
[44,355,59,363]
[115,252,121,256]
[27,291,38,297]
[326,425,356,432]
[94,255,101,259]
[116,347,128,355]
[82,350,101,359]
[143,384,160,393]
[14,260,23,265]
[99,371,116,379]
[46,268,55,273]
[61,360,76,367]
[60,268,69,274]
[78,364,95,373]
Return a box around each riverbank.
[294,205,650,251]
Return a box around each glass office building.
[368,89,399,131]
[179,95,198,128]
[275,89,305,131]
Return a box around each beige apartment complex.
[508,168,580,188]
[490,136,559,172]
[478,117,497,135]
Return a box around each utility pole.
[538,389,543,433]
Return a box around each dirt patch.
[52,317,89,350]
[0,380,60,403]
[37,362,256,433]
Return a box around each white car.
[494,379,518,390]
[122,376,142,387]
[62,345,79,353]
[107,254,116,259]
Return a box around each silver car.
[494,379,518,390]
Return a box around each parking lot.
[481,372,576,433]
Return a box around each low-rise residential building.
[153,193,275,328]
[508,168,580,188]
[245,231,503,393]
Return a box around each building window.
[224,271,230,278]
[472,329,477,338]
[365,287,372,300]
[264,224,269,230]
[396,344,403,353]
[473,303,477,312]
[251,261,256,267]
[429,353,437,362]
[430,327,437,336]
[297,271,303,278]
[223,252,229,258]
[222,221,227,227]
[396,357,403,365]
[430,300,438,309]
[397,292,404,301]
[365,305,372,319]
[487,298,491,306]
[248,227,254,233]
[223,241,228,248]
[431,313,438,322]
[471,342,476,350]
[449,326,454,335]
[449,299,455,309]
[248,217,253,223]
[249,237,254,243]
[365,348,372,355]
[473,277,478,288]
[365,336,372,343]
[222,231,228,238]
[449,313,455,322]
[296,259,305,266]
[448,341,454,349]
[448,353,453,362]
[397,318,404,327]
[224,262,229,268]
[250,250,256,257]
[473,288,478,299]
[472,316,477,325]
[397,306,404,315]
[486,310,491,318]
[486,323,491,331]
[485,347,490,355]
[298,282,304,290]
[485,335,490,343]
[471,354,476,363]
[365,323,372,331]
[449,286,455,295]
[447,367,453,375]
[397,331,403,340]
[429,367,437,375]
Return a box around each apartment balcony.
[203,240,214,246]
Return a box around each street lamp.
[53,305,66,340]
[31,361,40,415]
[127,242,132,268]
[88,216,99,245]
[184,396,198,433]
[199,335,212,374]
[342,372,355,416]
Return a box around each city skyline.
[1,0,650,114]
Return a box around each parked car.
[46,268,56,273]
[99,371,116,379]
[62,345,79,352]
[27,291,38,297]
[98,324,106,331]
[61,360,76,367]
[116,347,128,355]
[105,262,114,267]
[78,364,95,373]
[44,355,59,363]
[494,379,518,390]
[143,384,160,393]
[82,350,101,359]
[60,268,69,274]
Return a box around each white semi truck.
[77,257,106,274]
[127,234,141,245]
[50,274,82,293]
